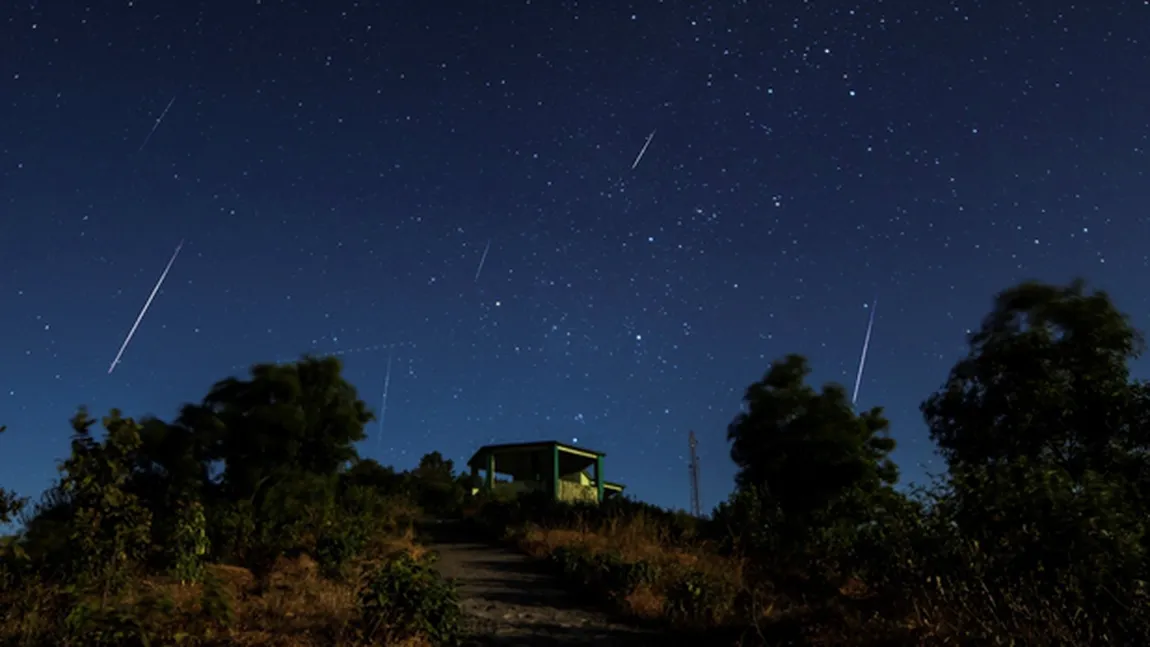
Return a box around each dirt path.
[422,521,667,646]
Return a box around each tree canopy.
[727,353,898,532]
[184,356,374,502]
[922,278,1148,479]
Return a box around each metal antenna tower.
[688,430,702,517]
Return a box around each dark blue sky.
[2,1,1148,512]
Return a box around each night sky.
[2,1,1148,513]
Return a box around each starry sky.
[2,1,1148,514]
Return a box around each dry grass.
[509,510,768,633]
[623,584,667,620]
[516,512,747,589]
[501,511,947,644]
[0,529,428,647]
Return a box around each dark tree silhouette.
[340,457,406,495]
[727,353,898,532]
[920,279,1150,624]
[182,356,373,503]
[922,279,1150,482]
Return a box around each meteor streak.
[107,239,185,374]
[137,95,176,153]
[474,239,491,281]
[376,348,394,451]
[851,299,878,405]
[631,129,656,170]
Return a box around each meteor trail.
[376,348,394,451]
[107,239,185,374]
[474,239,491,281]
[630,129,656,170]
[851,299,878,405]
[137,95,176,153]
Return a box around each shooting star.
[851,299,878,405]
[474,239,491,282]
[107,239,185,374]
[630,129,656,170]
[137,95,176,153]
[376,348,394,451]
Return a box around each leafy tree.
[409,452,466,516]
[412,451,455,483]
[340,458,407,496]
[184,356,373,504]
[53,409,153,594]
[727,354,899,536]
[129,417,213,505]
[920,279,1150,639]
[922,279,1148,480]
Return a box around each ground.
[423,521,670,647]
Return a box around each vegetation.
[468,278,1150,645]
[0,356,460,646]
[5,277,1149,645]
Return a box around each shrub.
[663,569,737,629]
[165,500,209,584]
[61,589,176,647]
[357,551,461,645]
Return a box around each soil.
[422,520,671,647]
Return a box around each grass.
[481,504,968,646]
[0,526,440,647]
[486,501,1146,646]
[501,509,758,631]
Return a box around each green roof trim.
[465,440,607,468]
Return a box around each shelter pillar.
[552,445,560,501]
[595,455,604,503]
[485,451,495,491]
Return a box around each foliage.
[2,357,447,646]
[340,457,407,496]
[357,551,461,646]
[917,279,1150,641]
[54,409,154,593]
[923,279,1148,477]
[722,354,900,594]
[185,356,374,503]
[166,499,209,583]
[0,425,30,591]
[0,425,27,527]
[407,451,469,516]
[62,589,177,647]
[662,568,738,629]
[728,354,898,522]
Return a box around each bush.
[357,551,461,645]
[663,569,737,629]
[164,499,209,583]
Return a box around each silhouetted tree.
[409,451,466,516]
[183,356,373,504]
[727,353,898,535]
[919,279,1150,637]
[42,409,153,593]
[340,457,406,496]
[923,278,1150,482]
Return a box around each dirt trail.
[423,521,668,646]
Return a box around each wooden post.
[595,455,604,503]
